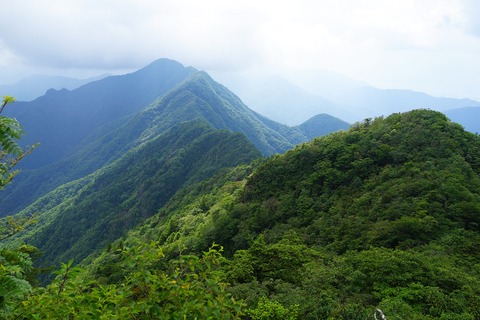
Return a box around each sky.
[1,0,480,100]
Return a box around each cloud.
[0,0,265,71]
[461,0,480,37]
[1,0,480,100]
[1,0,462,70]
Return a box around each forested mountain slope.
[128,71,308,155]
[75,109,480,319]
[15,120,261,270]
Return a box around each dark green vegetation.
[3,109,480,319]
[0,62,348,217]
[25,120,261,269]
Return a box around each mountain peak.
[134,58,197,77]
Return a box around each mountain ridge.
[3,58,197,169]
[0,62,349,216]
[17,119,262,268]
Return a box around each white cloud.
[0,0,479,99]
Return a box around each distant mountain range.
[4,60,479,132]
[336,86,480,121]
[444,107,480,134]
[215,70,480,129]
[0,74,108,101]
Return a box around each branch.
[0,96,16,114]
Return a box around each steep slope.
[133,71,308,155]
[3,58,196,169]
[18,120,261,268]
[120,109,480,256]
[239,110,480,251]
[88,109,480,318]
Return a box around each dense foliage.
[10,242,245,319]
[0,96,38,315]
[0,96,37,190]
[4,109,480,318]
[12,120,261,271]
[87,110,480,318]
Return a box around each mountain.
[217,70,480,124]
[295,113,350,140]
[0,74,108,102]
[1,66,349,216]
[17,120,261,269]
[15,109,476,318]
[2,58,197,169]
[444,106,480,134]
[5,108,480,318]
[93,109,480,318]
[335,86,480,120]
[128,71,307,155]
[213,74,356,125]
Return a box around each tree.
[0,95,37,237]
[0,96,37,316]
[0,96,37,190]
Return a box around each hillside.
[132,71,308,155]
[0,66,348,217]
[66,109,480,319]
[15,120,261,269]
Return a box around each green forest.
[2,104,480,318]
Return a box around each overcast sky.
[1,0,480,100]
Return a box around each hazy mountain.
[212,74,356,125]
[334,86,480,121]
[295,113,350,140]
[285,68,367,99]
[2,58,197,169]
[0,74,108,102]
[444,106,480,134]
[216,70,480,123]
